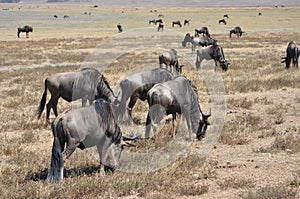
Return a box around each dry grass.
[0,4,300,198]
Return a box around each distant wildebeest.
[195,43,230,71]
[17,25,33,38]
[223,14,229,18]
[149,19,157,25]
[37,68,119,122]
[258,12,262,16]
[158,14,164,18]
[184,19,191,26]
[157,22,164,31]
[63,15,69,19]
[116,68,174,123]
[145,76,211,139]
[53,15,58,18]
[229,26,245,38]
[172,20,182,27]
[155,19,163,24]
[195,27,210,37]
[281,41,299,69]
[117,23,123,33]
[159,49,184,73]
[219,19,227,25]
[46,98,132,183]
[182,33,217,53]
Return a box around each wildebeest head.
[182,33,193,47]
[214,45,230,71]
[196,111,211,140]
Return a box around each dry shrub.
[217,177,255,190]
[219,113,261,145]
[241,185,298,199]
[227,98,253,109]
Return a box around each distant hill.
[0,0,20,2]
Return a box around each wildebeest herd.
[32,11,298,184]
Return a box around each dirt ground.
[0,4,299,199]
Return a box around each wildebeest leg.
[128,95,139,119]
[46,95,59,121]
[183,108,192,140]
[96,141,111,176]
[26,32,29,38]
[286,57,291,69]
[214,61,218,72]
[62,138,79,161]
[145,113,151,138]
[172,113,177,138]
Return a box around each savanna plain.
[0,4,299,198]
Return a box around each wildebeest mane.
[93,99,121,144]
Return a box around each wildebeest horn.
[122,135,139,141]
[121,140,136,147]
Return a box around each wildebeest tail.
[37,79,48,119]
[46,120,64,183]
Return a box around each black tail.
[37,79,48,119]
[46,121,64,183]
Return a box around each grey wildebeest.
[195,43,230,71]
[184,19,190,26]
[159,49,184,73]
[117,23,123,33]
[46,99,131,183]
[182,33,217,53]
[172,20,182,27]
[281,41,299,69]
[116,68,174,123]
[145,76,211,139]
[17,25,33,38]
[37,68,119,122]
[195,27,210,37]
[229,26,244,38]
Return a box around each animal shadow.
[24,165,114,182]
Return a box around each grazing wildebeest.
[116,68,174,123]
[258,12,262,16]
[17,25,33,38]
[195,43,230,71]
[117,23,123,33]
[158,14,164,18]
[219,19,227,25]
[46,99,131,183]
[155,19,163,24]
[229,26,244,38]
[149,19,157,25]
[145,76,211,139]
[223,14,229,18]
[63,15,69,19]
[159,49,184,73]
[53,15,58,18]
[182,33,217,53]
[281,41,299,69]
[195,27,210,37]
[157,22,164,31]
[184,19,190,26]
[172,20,182,27]
[37,68,119,122]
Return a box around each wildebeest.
[258,12,262,16]
[37,68,119,122]
[184,19,190,26]
[116,68,174,123]
[223,14,229,18]
[229,26,245,38]
[46,99,130,183]
[149,19,157,25]
[281,41,299,69]
[117,23,123,33]
[157,22,164,31]
[53,15,58,18]
[63,15,69,19]
[158,14,164,18]
[17,25,33,38]
[145,76,211,139]
[195,43,230,71]
[159,49,184,74]
[195,27,210,37]
[219,19,227,25]
[182,33,217,53]
[172,20,182,27]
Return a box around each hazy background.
[7,0,300,7]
